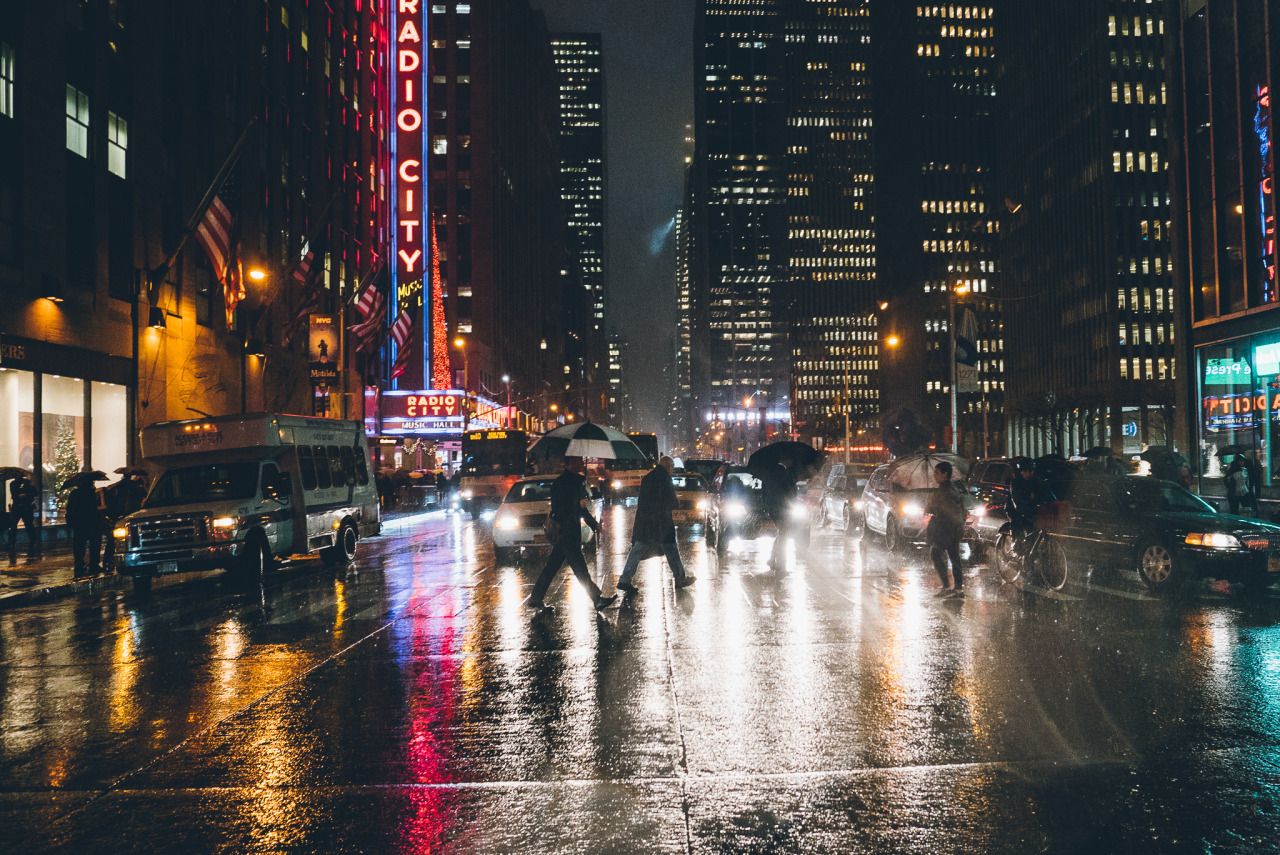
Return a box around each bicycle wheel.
[993,531,1022,584]
[1037,537,1069,592]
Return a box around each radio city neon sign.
[1257,85,1276,299]
[387,394,461,419]
[1203,392,1280,417]
[394,1,425,278]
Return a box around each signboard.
[1204,357,1253,385]
[309,314,340,387]
[392,1,427,382]
[1256,85,1276,301]
[1203,390,1280,431]
[382,390,463,435]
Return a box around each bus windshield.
[461,430,528,476]
[146,462,261,508]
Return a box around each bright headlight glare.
[496,514,520,530]
[971,505,986,518]
[727,502,747,519]
[612,480,623,490]
[789,503,808,520]
[460,489,474,499]
[697,499,708,510]
[902,503,924,517]
[113,526,128,539]
[1185,532,1242,549]
[213,517,236,529]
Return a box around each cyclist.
[1006,458,1055,558]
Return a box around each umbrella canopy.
[1139,445,1186,464]
[886,452,970,490]
[529,422,647,461]
[1216,444,1251,458]
[113,466,148,476]
[0,466,31,480]
[61,470,109,491]
[747,441,823,474]
[1082,446,1115,458]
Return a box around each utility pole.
[843,352,851,465]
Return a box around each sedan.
[491,477,597,565]
[670,472,713,529]
[1054,475,1280,593]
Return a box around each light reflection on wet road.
[3,507,1280,853]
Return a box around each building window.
[66,85,90,157]
[107,111,127,178]
[0,42,13,119]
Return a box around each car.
[858,462,981,553]
[491,476,599,565]
[683,458,727,485]
[708,466,810,555]
[1051,475,1280,593]
[816,462,877,532]
[671,472,714,529]
[966,458,1019,549]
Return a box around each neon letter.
[399,0,419,13]
[398,20,421,43]
[397,109,421,132]
[399,50,420,72]
[401,220,419,242]
[399,159,421,182]
[399,249,422,271]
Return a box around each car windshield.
[146,462,260,508]
[504,480,554,503]
[671,474,707,491]
[723,471,762,493]
[1115,479,1216,514]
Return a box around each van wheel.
[324,522,358,565]
[234,534,270,584]
[132,575,152,596]
[842,505,854,533]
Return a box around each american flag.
[283,247,323,346]
[349,288,387,354]
[193,167,242,329]
[388,310,415,379]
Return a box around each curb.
[0,572,127,610]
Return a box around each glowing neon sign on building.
[391,1,426,383]
[1256,85,1276,302]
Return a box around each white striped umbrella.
[529,422,647,461]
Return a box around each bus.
[605,432,659,504]
[459,429,529,518]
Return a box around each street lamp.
[948,282,970,454]
[502,374,512,427]
[453,337,468,392]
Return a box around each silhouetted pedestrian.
[525,456,614,613]
[926,461,967,598]
[66,480,104,577]
[761,455,798,570]
[6,472,40,560]
[616,456,695,595]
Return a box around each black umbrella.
[1082,446,1115,458]
[60,470,109,491]
[528,422,647,461]
[747,441,823,473]
[1216,444,1251,458]
[0,466,31,480]
[113,466,148,477]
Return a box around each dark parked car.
[966,458,1019,549]
[1053,475,1280,593]
[683,458,727,485]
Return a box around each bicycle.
[993,522,1069,591]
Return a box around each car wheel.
[706,520,718,547]
[884,516,903,552]
[494,546,519,565]
[716,526,728,557]
[817,505,829,528]
[1137,540,1181,593]
[842,505,855,534]
[131,575,152,596]
[994,531,1021,584]
[323,521,358,565]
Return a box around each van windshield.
[146,462,261,508]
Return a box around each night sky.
[530,0,694,430]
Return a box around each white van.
[114,414,380,593]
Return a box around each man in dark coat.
[616,456,695,594]
[525,456,615,613]
[66,479,104,577]
[6,472,40,560]
[925,461,967,597]
[761,455,798,570]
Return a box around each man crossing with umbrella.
[616,456,696,596]
[524,456,616,614]
[65,473,107,577]
[5,469,40,562]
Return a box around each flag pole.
[148,117,259,293]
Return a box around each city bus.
[459,429,530,518]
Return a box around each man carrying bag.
[525,456,616,613]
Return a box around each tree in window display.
[53,430,82,517]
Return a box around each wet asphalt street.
[3,507,1280,854]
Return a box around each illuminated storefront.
[0,336,131,527]
[370,389,505,471]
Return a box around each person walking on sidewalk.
[926,461,968,598]
[525,456,615,613]
[66,480,105,578]
[616,456,695,596]
[7,472,41,561]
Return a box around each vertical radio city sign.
[393,1,427,368]
[1256,85,1276,300]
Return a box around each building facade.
[998,0,1177,459]
[1171,0,1279,495]
[1,0,386,531]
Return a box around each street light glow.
[248,268,266,282]
[453,337,465,348]
[885,335,900,347]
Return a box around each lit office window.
[66,85,90,157]
[0,43,13,118]
[107,111,127,178]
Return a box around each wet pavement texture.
[3,508,1280,853]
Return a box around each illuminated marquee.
[392,1,427,376]
[1256,85,1276,300]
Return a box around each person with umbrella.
[616,455,696,596]
[761,452,799,571]
[5,468,40,561]
[65,473,106,577]
[524,456,616,614]
[926,461,968,597]
[100,468,148,570]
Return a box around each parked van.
[113,414,380,593]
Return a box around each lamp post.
[240,267,267,414]
[502,374,511,428]
[453,337,469,432]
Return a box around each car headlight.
[902,502,924,517]
[213,517,236,529]
[727,501,747,519]
[460,489,474,499]
[496,514,520,530]
[789,502,808,520]
[113,526,128,540]
[1185,532,1243,549]
[970,505,986,518]
[612,480,623,490]
[697,499,708,511]
[854,500,863,510]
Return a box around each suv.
[859,463,979,553]
[816,462,876,532]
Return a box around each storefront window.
[41,375,85,525]
[1199,342,1257,481]
[0,368,35,512]
[91,382,128,477]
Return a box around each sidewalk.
[0,506,446,611]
